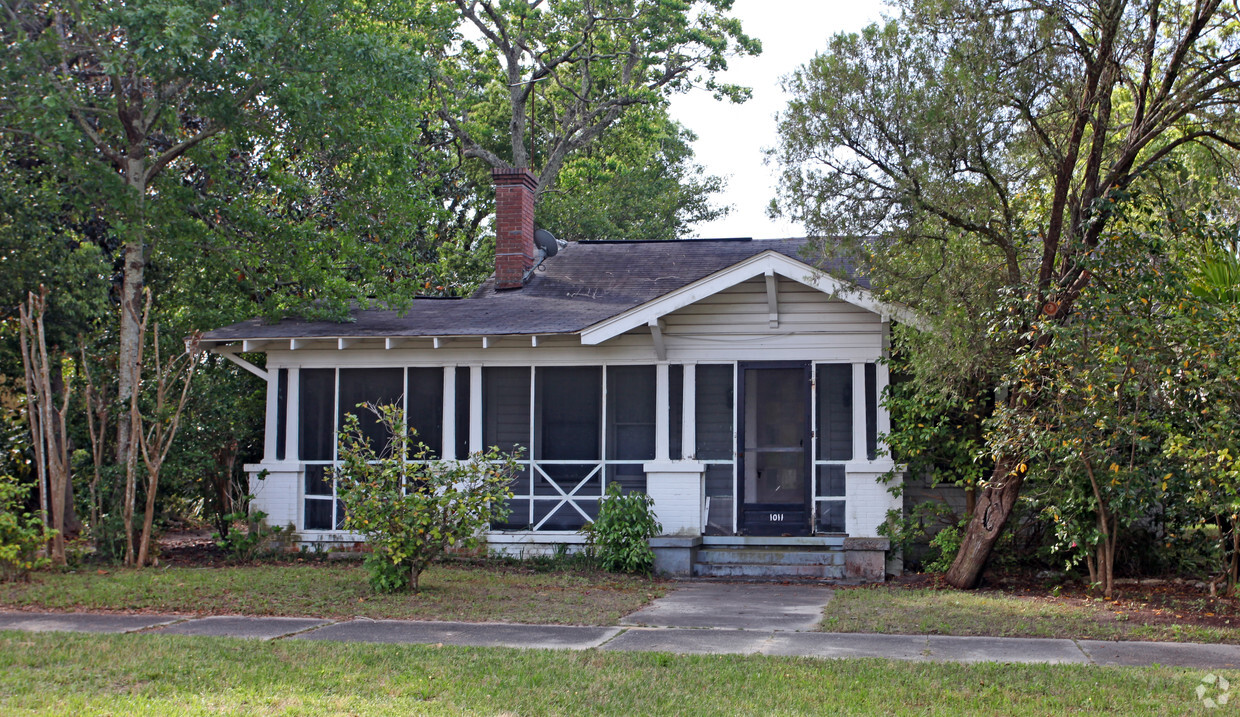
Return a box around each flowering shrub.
[335,404,519,592]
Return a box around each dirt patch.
[156,529,227,566]
[887,571,1240,632]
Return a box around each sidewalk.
[3,609,1239,669]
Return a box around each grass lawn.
[0,562,660,625]
[822,586,1240,644]
[0,631,1225,716]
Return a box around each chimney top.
[492,168,538,290]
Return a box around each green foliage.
[212,509,292,563]
[584,482,661,574]
[335,404,519,593]
[538,107,730,242]
[879,501,958,563]
[0,476,54,581]
[442,0,760,189]
[926,522,964,574]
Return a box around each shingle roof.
[203,238,860,342]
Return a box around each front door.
[738,362,812,536]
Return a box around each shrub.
[926,520,965,574]
[585,482,661,574]
[335,404,519,592]
[213,508,295,562]
[0,475,54,581]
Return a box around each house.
[201,168,913,580]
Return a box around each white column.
[442,367,456,460]
[655,363,669,461]
[263,368,280,462]
[681,364,696,460]
[469,365,483,454]
[851,362,867,462]
[284,368,300,462]
[875,360,891,457]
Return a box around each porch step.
[696,548,844,566]
[691,544,846,579]
[692,562,846,579]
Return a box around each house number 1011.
[769,513,784,522]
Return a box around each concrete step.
[696,548,844,566]
[691,562,847,579]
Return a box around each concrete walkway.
[2,582,1239,669]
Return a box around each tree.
[537,104,729,241]
[436,0,759,198]
[1164,223,1240,594]
[771,0,1240,588]
[0,0,457,465]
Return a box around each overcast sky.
[668,0,892,239]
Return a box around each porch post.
[851,362,867,462]
[263,369,279,462]
[284,368,300,462]
[469,365,483,454]
[442,367,456,460]
[875,361,891,455]
[681,363,696,459]
[655,363,670,461]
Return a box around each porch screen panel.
[816,364,852,460]
[299,369,335,461]
[483,367,530,453]
[865,363,878,460]
[668,365,683,460]
[303,464,333,530]
[606,365,655,461]
[695,365,734,459]
[407,367,443,459]
[814,364,852,535]
[491,467,531,529]
[534,366,601,460]
[275,369,288,461]
[338,368,404,453]
[704,464,734,536]
[817,501,845,533]
[455,367,470,458]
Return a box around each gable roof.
[201,238,876,344]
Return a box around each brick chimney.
[493,167,538,290]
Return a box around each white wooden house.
[201,169,912,580]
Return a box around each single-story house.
[202,168,913,580]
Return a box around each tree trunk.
[48,364,82,540]
[116,238,144,467]
[943,458,1024,588]
[116,159,147,469]
[136,465,159,567]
